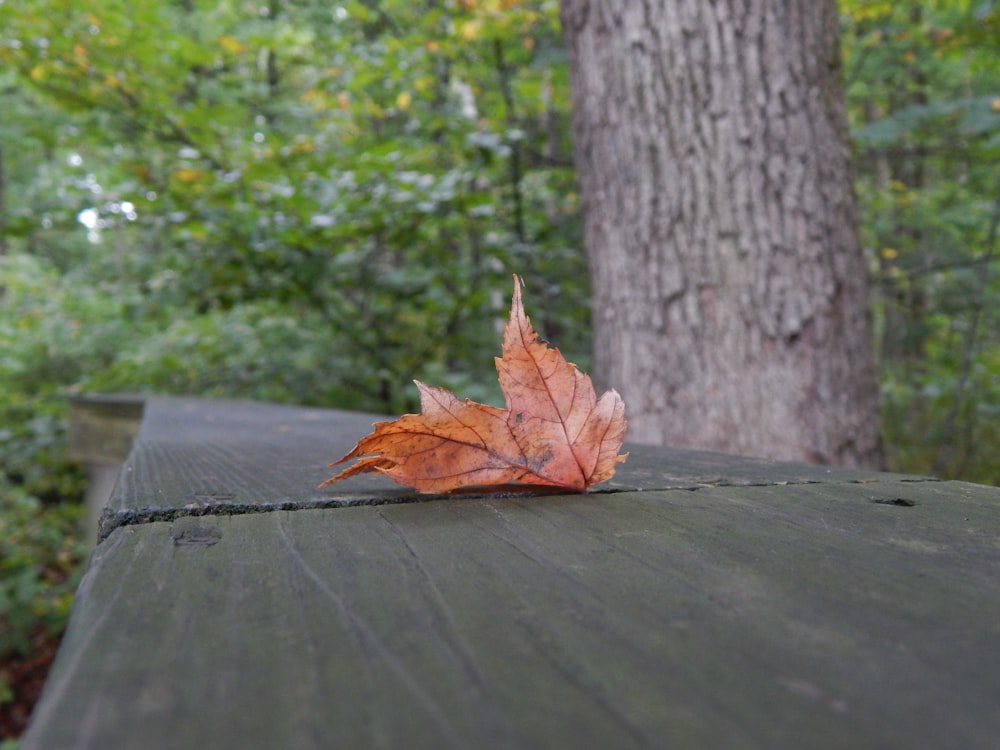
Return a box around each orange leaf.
[319,275,627,493]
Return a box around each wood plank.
[98,397,391,538]
[67,393,145,464]
[67,394,146,544]
[99,396,928,539]
[25,478,1000,750]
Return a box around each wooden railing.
[23,395,1000,749]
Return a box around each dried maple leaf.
[319,275,627,493]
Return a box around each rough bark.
[560,0,883,468]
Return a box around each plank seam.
[96,476,943,542]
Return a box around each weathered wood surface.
[97,396,922,538]
[24,396,1000,749]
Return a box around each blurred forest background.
[0,0,998,738]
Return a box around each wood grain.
[26,481,1000,749]
[99,396,920,539]
[23,397,1000,749]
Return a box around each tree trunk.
[560,0,883,468]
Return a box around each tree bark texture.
[561,0,883,468]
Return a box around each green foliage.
[0,253,126,500]
[842,0,1000,484]
[0,476,87,700]
[0,0,586,415]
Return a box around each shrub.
[0,477,87,704]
